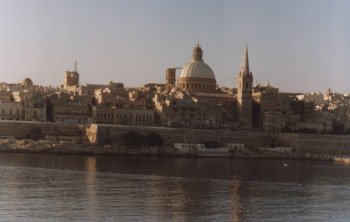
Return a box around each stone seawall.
[0,120,84,141]
[1,121,350,156]
[85,124,271,148]
[0,121,271,148]
[279,133,350,154]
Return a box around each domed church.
[177,43,217,92]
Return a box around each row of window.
[178,82,215,90]
[1,109,21,115]
[96,121,152,127]
[55,112,88,116]
[56,119,84,123]
[96,113,153,120]
[1,118,20,120]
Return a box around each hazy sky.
[1,0,350,93]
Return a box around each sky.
[0,0,350,93]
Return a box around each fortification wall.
[0,120,84,141]
[279,133,350,154]
[86,124,270,147]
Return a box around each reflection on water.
[85,157,97,221]
[230,177,243,222]
[1,153,350,221]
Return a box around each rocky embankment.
[0,138,181,156]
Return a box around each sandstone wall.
[279,133,350,154]
[87,124,270,147]
[0,120,84,141]
[4,120,350,155]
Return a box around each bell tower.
[165,68,176,92]
[237,45,253,128]
[64,61,80,90]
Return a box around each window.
[245,82,249,90]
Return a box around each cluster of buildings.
[1,43,349,134]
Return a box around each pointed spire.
[74,59,78,73]
[241,45,249,74]
[192,42,203,61]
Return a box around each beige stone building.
[63,63,79,93]
[0,102,23,120]
[0,91,14,103]
[153,87,231,128]
[153,43,243,129]
[23,95,46,121]
[92,106,154,126]
[46,91,91,123]
[53,103,90,123]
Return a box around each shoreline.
[0,138,345,162]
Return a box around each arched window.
[245,82,249,90]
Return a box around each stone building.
[23,94,47,121]
[0,102,23,120]
[52,103,90,123]
[92,106,154,126]
[154,42,245,129]
[165,68,176,92]
[94,88,128,107]
[64,63,79,92]
[0,91,13,103]
[47,92,90,123]
[153,87,230,128]
[252,83,290,129]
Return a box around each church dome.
[179,43,216,80]
[177,43,217,93]
[22,77,33,88]
[179,61,215,79]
